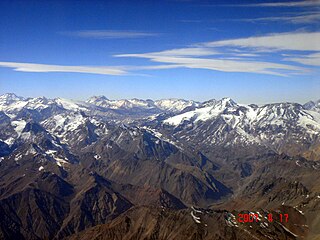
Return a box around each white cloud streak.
[115,31,319,76]
[239,0,320,7]
[117,47,220,58]
[238,12,320,24]
[0,61,188,75]
[149,56,306,76]
[115,54,306,76]
[0,62,127,75]
[201,32,320,51]
[285,52,320,66]
[60,30,159,39]
[3,32,317,77]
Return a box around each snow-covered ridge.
[54,98,89,111]
[304,100,320,113]
[1,93,320,164]
[162,98,320,147]
[154,98,200,112]
[87,95,199,112]
[87,96,156,110]
[2,93,318,116]
[163,97,239,125]
[0,93,24,105]
[1,93,319,131]
[164,98,320,129]
[0,93,203,116]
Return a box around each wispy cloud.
[285,52,320,66]
[3,31,317,77]
[231,53,260,57]
[0,61,187,75]
[0,62,127,75]
[201,32,320,51]
[138,56,305,76]
[236,0,320,7]
[117,47,220,58]
[60,30,159,39]
[115,50,306,77]
[237,12,320,24]
[115,31,320,76]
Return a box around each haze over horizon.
[0,0,319,104]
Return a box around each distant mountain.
[87,96,156,110]
[0,93,24,105]
[0,93,320,239]
[154,98,200,112]
[162,98,320,160]
[304,99,320,113]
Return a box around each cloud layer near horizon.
[0,31,319,77]
[115,31,319,76]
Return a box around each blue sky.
[0,0,319,104]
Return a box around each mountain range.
[0,93,320,240]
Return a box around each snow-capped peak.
[86,96,156,109]
[201,99,217,107]
[221,97,236,106]
[163,98,237,126]
[154,98,199,112]
[163,98,320,135]
[214,97,238,110]
[304,99,320,113]
[87,95,109,103]
[24,96,55,110]
[0,93,24,105]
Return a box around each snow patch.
[55,98,87,111]
[294,206,304,215]
[279,223,298,237]
[155,99,198,112]
[225,213,238,227]
[15,154,22,162]
[260,222,269,228]
[298,110,320,134]
[11,120,26,136]
[46,150,57,155]
[191,211,201,224]
[191,206,202,214]
[26,147,37,155]
[54,157,69,167]
[4,137,15,146]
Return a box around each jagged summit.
[0,92,24,105]
[1,93,317,112]
[0,92,22,99]
[87,95,109,103]
[304,99,320,113]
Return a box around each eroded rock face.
[66,206,307,240]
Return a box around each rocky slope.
[0,93,320,239]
